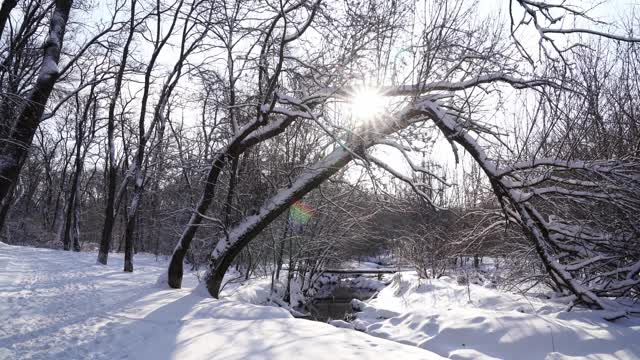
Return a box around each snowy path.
[0,243,442,360]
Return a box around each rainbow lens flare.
[289,201,314,225]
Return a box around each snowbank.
[352,272,640,360]
[345,276,387,291]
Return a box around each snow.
[37,58,59,83]
[37,5,67,84]
[350,272,640,360]
[218,275,292,306]
[345,276,387,292]
[5,242,635,359]
[0,243,442,359]
[329,320,355,329]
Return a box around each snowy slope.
[0,243,442,360]
[353,272,640,360]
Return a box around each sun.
[349,88,385,121]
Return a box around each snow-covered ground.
[2,243,639,360]
[350,272,640,360]
[0,243,443,359]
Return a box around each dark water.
[306,287,374,322]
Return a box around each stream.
[305,285,378,322]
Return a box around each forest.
[0,0,639,359]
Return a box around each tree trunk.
[0,182,14,238]
[123,178,141,272]
[97,0,137,265]
[0,0,17,41]
[62,118,85,251]
[120,0,186,273]
[200,105,425,297]
[166,114,297,288]
[205,146,354,297]
[275,222,289,281]
[167,153,228,288]
[72,194,81,252]
[97,171,116,264]
[0,0,73,210]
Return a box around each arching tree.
[164,0,640,319]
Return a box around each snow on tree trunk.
[167,152,228,288]
[167,113,299,288]
[0,0,73,207]
[421,99,638,320]
[204,145,354,297]
[200,102,428,297]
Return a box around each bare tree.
[98,0,140,265]
[159,1,640,321]
[0,0,123,232]
[0,0,74,205]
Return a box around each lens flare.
[289,200,314,225]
